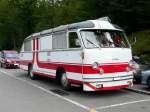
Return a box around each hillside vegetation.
[129,29,150,64]
[0,0,149,55]
[132,29,150,55]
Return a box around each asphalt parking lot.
[0,68,150,112]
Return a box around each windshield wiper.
[86,39,100,48]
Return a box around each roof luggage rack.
[97,16,111,22]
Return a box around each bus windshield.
[80,30,130,48]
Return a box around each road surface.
[0,68,150,112]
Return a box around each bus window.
[69,32,81,48]
[24,40,32,51]
[52,32,67,49]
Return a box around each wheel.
[28,65,36,80]
[134,76,141,84]
[147,78,150,89]
[60,71,71,90]
[3,63,7,69]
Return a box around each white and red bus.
[19,17,134,91]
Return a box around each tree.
[0,0,149,51]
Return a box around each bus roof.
[25,17,122,40]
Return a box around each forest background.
[0,0,150,56]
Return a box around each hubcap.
[30,71,34,77]
[30,67,34,78]
[61,73,68,87]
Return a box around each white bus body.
[19,17,133,91]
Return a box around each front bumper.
[83,79,133,91]
[5,63,19,68]
[83,73,133,91]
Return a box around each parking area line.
[96,98,150,110]
[0,70,91,112]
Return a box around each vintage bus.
[19,17,134,91]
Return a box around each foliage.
[0,0,149,55]
[132,29,150,55]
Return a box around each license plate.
[96,83,103,88]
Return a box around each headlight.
[6,59,11,63]
[92,62,99,70]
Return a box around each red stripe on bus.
[32,39,35,64]
[36,60,129,74]
[83,64,129,74]
[20,59,129,74]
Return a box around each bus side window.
[24,40,31,51]
[69,32,81,48]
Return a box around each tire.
[60,71,71,90]
[28,65,36,80]
[1,63,4,68]
[3,63,7,69]
[134,77,141,84]
[147,78,150,89]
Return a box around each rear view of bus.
[80,17,133,91]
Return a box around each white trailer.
[19,17,134,91]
